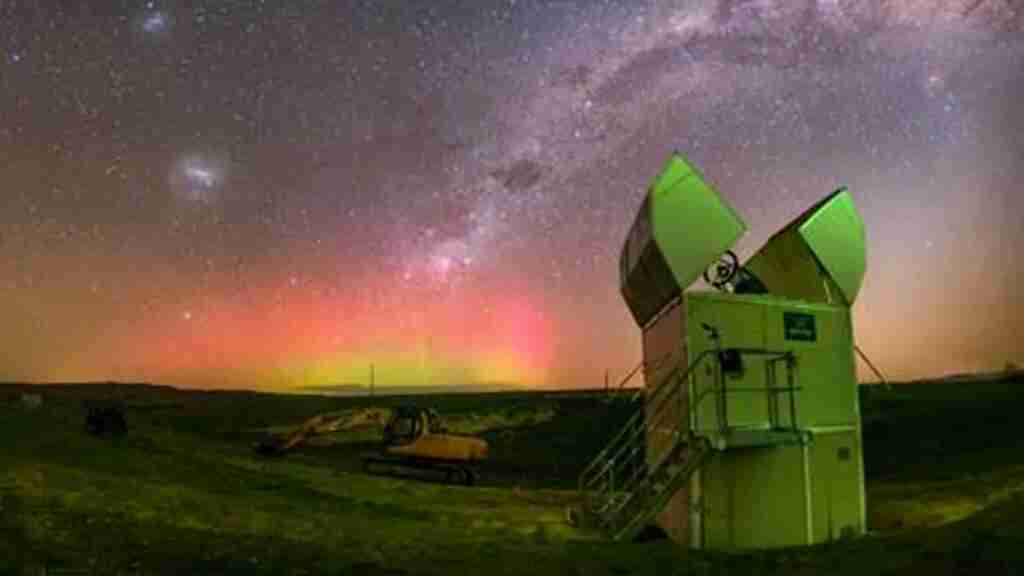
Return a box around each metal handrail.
[581,426,643,494]
[602,356,792,532]
[585,348,793,491]
[692,349,798,435]
[580,345,804,536]
[613,438,713,541]
[611,389,706,500]
[599,429,694,524]
[605,350,799,533]
[579,350,717,492]
[603,432,712,536]
[582,353,703,492]
[581,353,717,502]
[579,369,674,489]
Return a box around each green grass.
[1,377,1023,575]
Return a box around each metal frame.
[693,348,800,437]
[577,346,804,541]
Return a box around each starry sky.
[1,1,1022,391]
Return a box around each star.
[141,12,169,34]
[0,0,1021,390]
[185,165,216,188]
[170,155,226,204]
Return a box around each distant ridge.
[931,368,1023,384]
[0,381,178,391]
[292,382,525,396]
[0,380,528,396]
[859,367,1023,387]
[300,383,365,393]
[4,367,1019,396]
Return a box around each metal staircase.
[577,345,802,541]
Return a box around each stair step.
[577,350,717,542]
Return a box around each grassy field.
[1,376,1023,575]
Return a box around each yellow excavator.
[254,406,489,485]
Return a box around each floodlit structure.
[579,153,867,549]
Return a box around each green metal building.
[579,153,867,549]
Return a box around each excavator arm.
[254,408,391,456]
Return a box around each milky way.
[1,1,1022,389]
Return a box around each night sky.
[2,1,1022,390]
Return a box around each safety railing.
[578,350,716,499]
[577,345,803,539]
[692,348,800,437]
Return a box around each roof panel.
[651,154,747,292]
[797,188,867,305]
[619,153,747,326]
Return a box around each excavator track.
[363,455,477,486]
